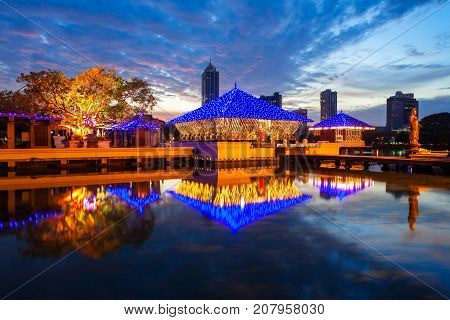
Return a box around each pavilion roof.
[113,114,160,131]
[310,112,374,130]
[166,85,312,125]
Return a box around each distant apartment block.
[260,92,282,108]
[386,91,419,131]
[320,89,337,121]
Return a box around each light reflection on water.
[0,168,448,299]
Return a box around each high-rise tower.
[320,89,337,121]
[201,60,219,105]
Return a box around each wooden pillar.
[47,123,52,147]
[7,190,15,215]
[7,116,15,149]
[145,130,151,147]
[135,128,140,148]
[30,121,36,148]
[113,131,118,147]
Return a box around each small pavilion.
[111,114,162,148]
[0,112,62,149]
[309,112,374,143]
[166,84,312,142]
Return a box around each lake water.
[0,167,449,299]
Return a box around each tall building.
[386,91,419,131]
[260,92,282,108]
[320,89,337,121]
[201,61,219,105]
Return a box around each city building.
[201,60,219,105]
[386,91,419,132]
[320,89,337,121]
[260,92,282,108]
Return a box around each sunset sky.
[1,0,449,124]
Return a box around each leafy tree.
[0,90,37,114]
[420,112,449,150]
[17,70,71,115]
[15,67,157,136]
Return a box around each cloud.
[0,0,448,123]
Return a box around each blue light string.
[113,114,160,131]
[167,190,312,232]
[166,86,313,125]
[107,186,160,214]
[316,180,371,201]
[311,112,373,129]
[0,210,63,232]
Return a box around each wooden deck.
[281,152,450,174]
[0,169,192,191]
[0,147,193,163]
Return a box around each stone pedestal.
[406,144,421,157]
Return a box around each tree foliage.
[8,67,156,136]
[420,112,449,149]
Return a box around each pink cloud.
[9,30,39,39]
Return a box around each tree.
[116,77,157,115]
[0,90,37,114]
[420,112,449,150]
[17,70,71,115]
[16,67,157,136]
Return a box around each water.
[0,167,449,299]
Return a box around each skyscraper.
[201,60,219,105]
[386,91,419,132]
[320,89,337,121]
[260,92,282,108]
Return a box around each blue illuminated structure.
[107,186,160,214]
[310,112,373,130]
[0,211,63,232]
[112,114,161,131]
[310,176,374,201]
[166,85,312,125]
[167,190,312,232]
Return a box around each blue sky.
[0,0,449,124]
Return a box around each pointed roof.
[107,186,160,214]
[113,114,160,131]
[166,86,312,125]
[310,112,374,130]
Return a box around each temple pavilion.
[111,114,162,147]
[309,112,374,142]
[166,85,311,142]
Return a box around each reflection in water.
[168,176,311,232]
[308,175,373,201]
[0,211,63,232]
[0,184,158,259]
[408,187,420,231]
[107,181,161,215]
[0,168,449,299]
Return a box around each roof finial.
[209,56,211,64]
[234,82,237,89]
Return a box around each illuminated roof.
[113,114,160,131]
[168,191,311,232]
[107,186,160,214]
[166,85,312,125]
[310,112,374,130]
[309,176,373,201]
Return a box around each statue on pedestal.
[408,108,420,155]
